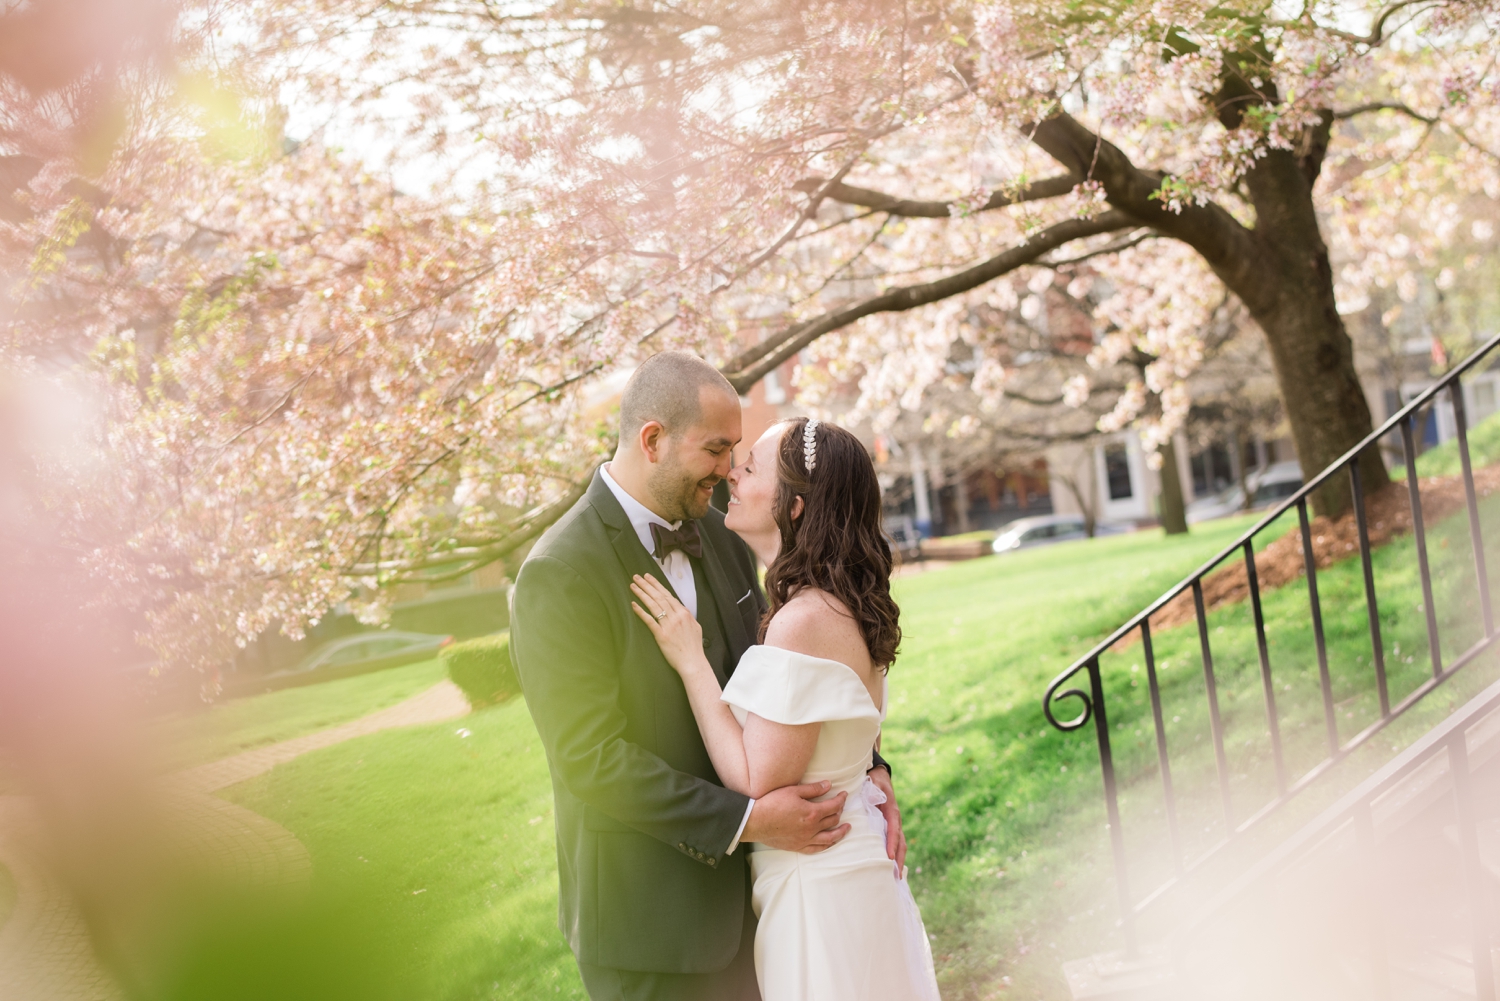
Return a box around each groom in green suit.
[512,352,900,1000]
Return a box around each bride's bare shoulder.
[763,589,872,674]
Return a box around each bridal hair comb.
[802,418,820,473]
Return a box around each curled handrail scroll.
[1044,674,1093,731]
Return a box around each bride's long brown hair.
[757,418,901,669]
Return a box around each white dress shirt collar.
[600,463,680,553]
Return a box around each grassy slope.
[218,519,1261,1001]
[222,695,572,1001]
[898,493,1500,999]
[1393,407,1500,479]
[212,489,1500,1001]
[154,658,448,770]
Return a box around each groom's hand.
[867,766,907,873]
[742,781,850,853]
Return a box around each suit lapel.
[590,470,687,605]
[590,470,751,673]
[696,525,754,662]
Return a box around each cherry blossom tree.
[244,0,1499,504]
[8,0,1500,673]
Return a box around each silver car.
[1186,461,1304,524]
[991,515,1126,553]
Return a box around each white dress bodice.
[723,644,885,804]
[720,645,940,1001]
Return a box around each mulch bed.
[1112,465,1500,649]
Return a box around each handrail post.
[1297,498,1338,755]
[1351,460,1391,717]
[1245,539,1287,793]
[1142,619,1183,874]
[1450,382,1494,639]
[1088,656,1136,957]
[1193,580,1234,830]
[1401,415,1444,677]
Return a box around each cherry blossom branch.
[345,465,601,578]
[1037,229,1156,267]
[1334,102,1500,162]
[790,172,1080,217]
[1333,101,1436,124]
[739,155,859,273]
[1026,113,1259,281]
[720,210,1136,392]
[1317,0,1432,47]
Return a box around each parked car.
[1186,461,1305,524]
[281,630,454,677]
[1186,484,1247,524]
[1249,460,1305,507]
[991,514,1126,553]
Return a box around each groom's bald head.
[620,351,738,442]
[613,351,741,522]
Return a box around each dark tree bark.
[1158,439,1188,535]
[1023,105,1385,517]
[745,95,1385,517]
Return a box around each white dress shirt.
[600,463,753,853]
[600,463,697,618]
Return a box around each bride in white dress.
[630,417,941,1001]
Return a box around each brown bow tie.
[650,521,702,561]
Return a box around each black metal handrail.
[1043,329,1500,955]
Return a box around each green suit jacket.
[511,470,766,973]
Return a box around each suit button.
[678,843,687,851]
[702,637,711,649]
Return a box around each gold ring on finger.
[655,611,667,621]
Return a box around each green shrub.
[442,632,519,709]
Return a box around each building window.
[1190,444,1234,496]
[763,369,787,404]
[1105,445,1133,500]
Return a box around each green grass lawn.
[211,518,1261,1001]
[153,658,448,770]
[221,694,572,1000]
[894,487,1500,999]
[206,482,1500,1001]
[1393,405,1500,478]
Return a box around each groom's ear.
[639,420,668,463]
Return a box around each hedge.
[441,632,520,709]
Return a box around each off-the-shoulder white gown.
[721,645,941,1001]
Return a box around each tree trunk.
[953,469,971,534]
[1028,108,1389,519]
[1232,141,1388,517]
[1158,439,1188,535]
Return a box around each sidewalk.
[173,679,471,794]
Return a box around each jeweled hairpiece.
[802,418,820,473]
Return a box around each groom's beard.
[649,458,718,522]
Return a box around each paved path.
[0,680,469,1001]
[174,679,471,794]
[0,797,125,1001]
